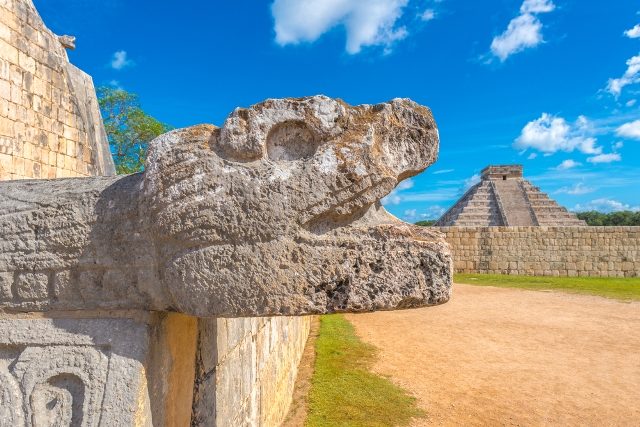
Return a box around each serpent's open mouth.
[301,176,397,231]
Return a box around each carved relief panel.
[0,318,151,427]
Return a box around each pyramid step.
[492,180,537,226]
[533,206,569,213]
[526,193,551,199]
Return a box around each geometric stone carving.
[0,96,453,318]
[0,315,197,426]
[58,35,77,50]
[15,346,108,426]
[0,363,24,426]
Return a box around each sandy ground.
[346,284,640,426]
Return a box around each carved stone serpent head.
[140,96,452,317]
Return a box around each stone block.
[0,272,12,300]
[14,272,48,300]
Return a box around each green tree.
[575,211,640,226]
[415,220,437,227]
[97,87,171,174]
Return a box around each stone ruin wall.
[193,316,312,426]
[0,1,312,424]
[440,226,640,277]
[0,0,114,179]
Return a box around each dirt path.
[346,284,640,426]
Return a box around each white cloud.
[110,50,133,70]
[587,153,621,164]
[627,99,637,107]
[554,183,595,195]
[433,168,454,175]
[108,79,123,90]
[462,173,480,192]
[527,152,538,159]
[613,141,624,150]
[491,14,543,61]
[272,0,410,54]
[520,0,555,14]
[490,0,555,62]
[606,54,640,97]
[403,209,418,219]
[625,24,640,39]
[402,205,447,222]
[573,198,640,213]
[421,8,436,22]
[616,119,640,139]
[556,159,581,170]
[396,179,414,191]
[381,178,414,205]
[514,113,602,155]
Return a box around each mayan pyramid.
[436,165,587,226]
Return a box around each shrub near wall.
[439,226,640,278]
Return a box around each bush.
[575,211,640,226]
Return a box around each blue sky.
[35,0,640,221]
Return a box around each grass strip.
[455,273,640,301]
[306,314,425,427]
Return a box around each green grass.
[455,273,640,301]
[306,314,425,427]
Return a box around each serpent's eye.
[266,121,320,161]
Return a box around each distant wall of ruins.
[0,0,114,179]
[439,226,640,277]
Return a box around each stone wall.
[439,226,640,277]
[0,0,114,179]
[192,316,312,427]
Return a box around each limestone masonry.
[436,165,586,227]
[0,0,115,179]
[440,226,639,277]
[192,316,312,426]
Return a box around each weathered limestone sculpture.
[0,96,452,425]
[1,96,452,318]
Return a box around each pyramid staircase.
[436,165,586,227]
[435,181,504,226]
[520,180,587,226]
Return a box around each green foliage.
[307,314,425,427]
[97,87,171,174]
[415,220,437,226]
[455,274,640,301]
[576,210,640,226]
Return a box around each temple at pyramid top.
[435,164,587,227]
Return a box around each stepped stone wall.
[436,165,586,227]
[0,0,114,179]
[440,226,640,277]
